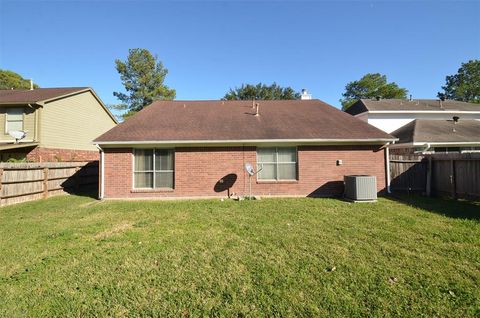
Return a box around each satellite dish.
[244,163,263,200]
[9,130,27,144]
[245,163,255,176]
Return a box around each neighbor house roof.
[0,87,118,124]
[345,99,480,116]
[0,87,89,104]
[391,119,480,145]
[94,99,395,145]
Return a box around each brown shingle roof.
[95,99,394,144]
[391,119,480,144]
[0,87,89,104]
[345,99,480,116]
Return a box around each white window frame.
[133,149,175,189]
[256,147,298,181]
[5,108,24,133]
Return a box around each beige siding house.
[0,87,117,162]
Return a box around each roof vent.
[300,89,312,100]
[255,103,260,116]
[30,79,34,90]
[453,116,459,123]
[375,96,380,101]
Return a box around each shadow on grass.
[388,194,480,221]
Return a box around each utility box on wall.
[344,175,377,202]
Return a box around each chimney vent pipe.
[300,88,312,100]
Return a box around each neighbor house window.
[257,147,297,181]
[432,147,460,154]
[5,108,24,133]
[133,149,174,189]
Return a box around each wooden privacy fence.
[390,153,480,200]
[0,161,98,207]
[389,155,427,192]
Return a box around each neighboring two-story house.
[0,87,117,162]
[345,98,480,154]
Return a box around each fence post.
[0,168,3,206]
[43,167,49,199]
[426,157,432,197]
[450,159,456,199]
[74,166,81,192]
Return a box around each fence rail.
[390,153,480,200]
[0,161,98,206]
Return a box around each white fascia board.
[94,138,397,148]
[390,141,480,148]
[413,141,480,146]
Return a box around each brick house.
[94,99,396,199]
[0,87,117,162]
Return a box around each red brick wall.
[27,147,99,162]
[103,145,386,199]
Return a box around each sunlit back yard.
[0,195,479,317]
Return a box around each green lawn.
[0,195,479,317]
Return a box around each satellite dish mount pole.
[245,163,263,200]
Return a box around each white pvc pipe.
[95,144,104,199]
[386,145,391,194]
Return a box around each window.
[433,147,460,154]
[257,147,297,181]
[6,108,24,133]
[133,149,174,189]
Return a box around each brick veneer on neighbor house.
[103,145,386,199]
[27,147,99,162]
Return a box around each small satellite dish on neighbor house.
[9,130,27,144]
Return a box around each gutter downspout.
[385,147,392,194]
[385,144,391,194]
[95,144,104,200]
[385,139,397,194]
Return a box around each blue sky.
[0,0,479,109]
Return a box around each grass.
[0,195,479,317]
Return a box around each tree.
[112,48,176,118]
[223,82,301,100]
[0,70,39,89]
[438,60,480,103]
[340,73,408,110]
